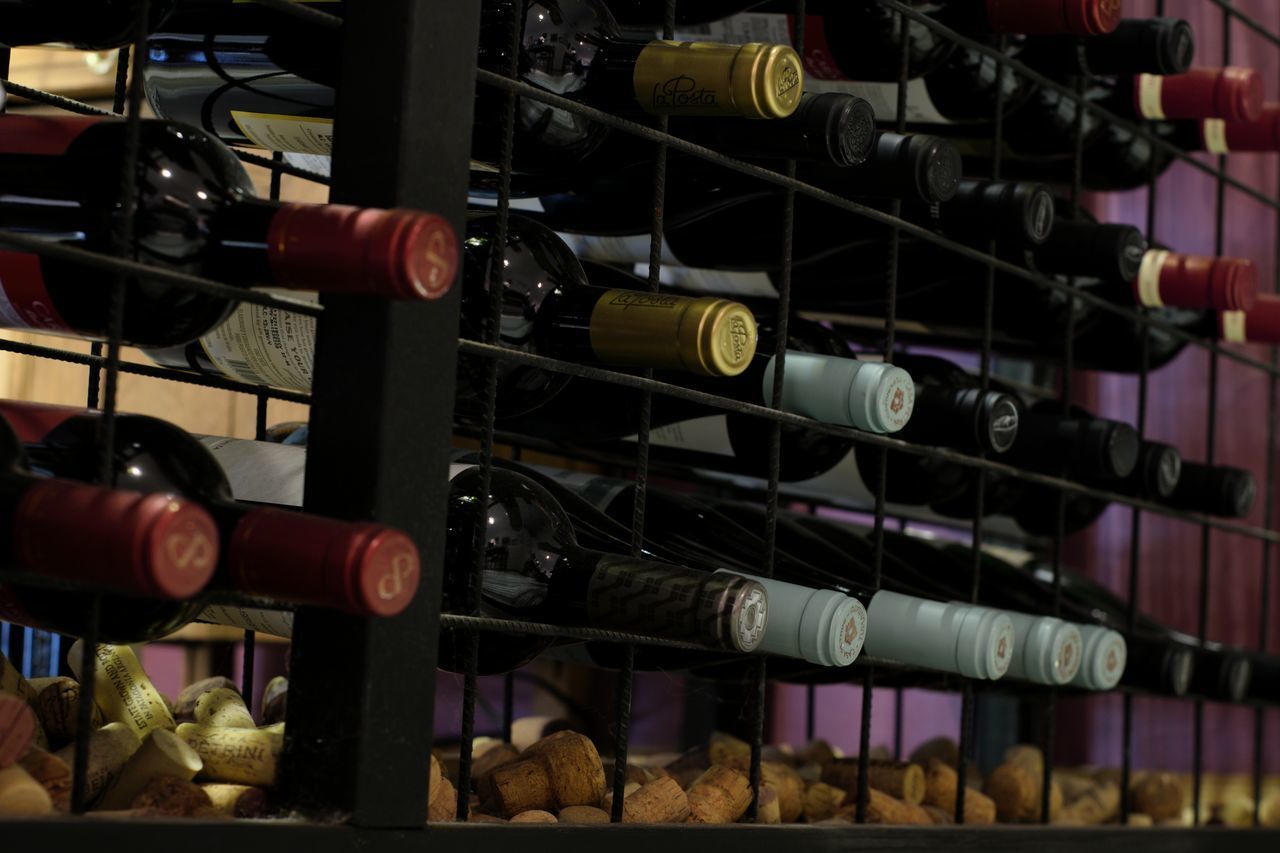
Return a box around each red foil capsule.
[228,508,420,617]
[267,204,459,301]
[1222,294,1280,344]
[985,0,1122,37]
[1134,252,1257,312]
[1135,67,1264,122]
[13,483,218,599]
[1201,105,1280,153]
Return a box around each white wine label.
[558,232,679,266]
[1136,74,1166,120]
[1135,249,1170,307]
[230,111,334,155]
[199,437,307,507]
[637,262,780,298]
[0,251,72,333]
[468,195,546,213]
[1202,119,1229,154]
[199,297,317,391]
[1222,310,1247,343]
[283,151,332,176]
[629,415,736,456]
[803,78,951,125]
[198,606,294,638]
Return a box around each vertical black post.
[279,0,479,825]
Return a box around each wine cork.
[803,782,846,823]
[922,804,955,824]
[0,693,38,768]
[822,758,926,805]
[922,758,996,825]
[687,765,752,824]
[201,783,270,818]
[1131,773,1184,822]
[600,781,642,814]
[752,785,781,824]
[176,723,282,787]
[469,813,507,824]
[1056,776,1120,826]
[53,722,141,804]
[489,731,605,817]
[97,728,203,810]
[18,747,70,811]
[1004,744,1045,776]
[194,688,256,729]
[861,787,933,826]
[662,745,711,790]
[984,761,1062,822]
[32,677,103,747]
[796,739,841,767]
[510,809,557,823]
[428,777,458,822]
[708,732,751,766]
[909,736,959,769]
[761,745,797,766]
[0,762,54,816]
[261,676,288,726]
[472,742,521,801]
[559,804,610,824]
[621,775,690,824]
[130,775,213,817]
[720,757,803,822]
[1127,812,1154,827]
[510,716,575,752]
[173,677,239,721]
[68,641,175,738]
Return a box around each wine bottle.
[1163,461,1256,519]
[0,114,458,347]
[0,400,421,642]
[144,0,803,190]
[0,413,220,642]
[1027,562,1251,702]
[672,2,1121,87]
[189,439,770,674]
[151,214,760,424]
[605,0,766,26]
[1018,17,1196,79]
[638,92,880,168]
[0,0,177,49]
[997,439,1183,537]
[537,465,1013,681]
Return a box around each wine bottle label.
[1221,310,1247,343]
[199,605,294,638]
[1135,74,1166,120]
[230,111,335,156]
[1134,249,1169,307]
[1202,119,1229,154]
[634,262,781,298]
[0,252,72,333]
[639,415,736,456]
[198,297,317,391]
[557,232,679,266]
[198,437,306,507]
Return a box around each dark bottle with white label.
[0,114,457,348]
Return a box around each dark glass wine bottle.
[1018,18,1195,79]
[144,0,802,192]
[1164,461,1256,519]
[151,214,760,420]
[0,0,177,48]
[1028,563,1250,702]
[604,0,766,26]
[0,400,420,642]
[535,465,1013,681]
[0,411,221,642]
[0,114,457,347]
[190,442,770,675]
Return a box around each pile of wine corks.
[0,645,282,818]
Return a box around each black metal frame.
[0,0,1275,845]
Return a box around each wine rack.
[1,0,1279,850]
